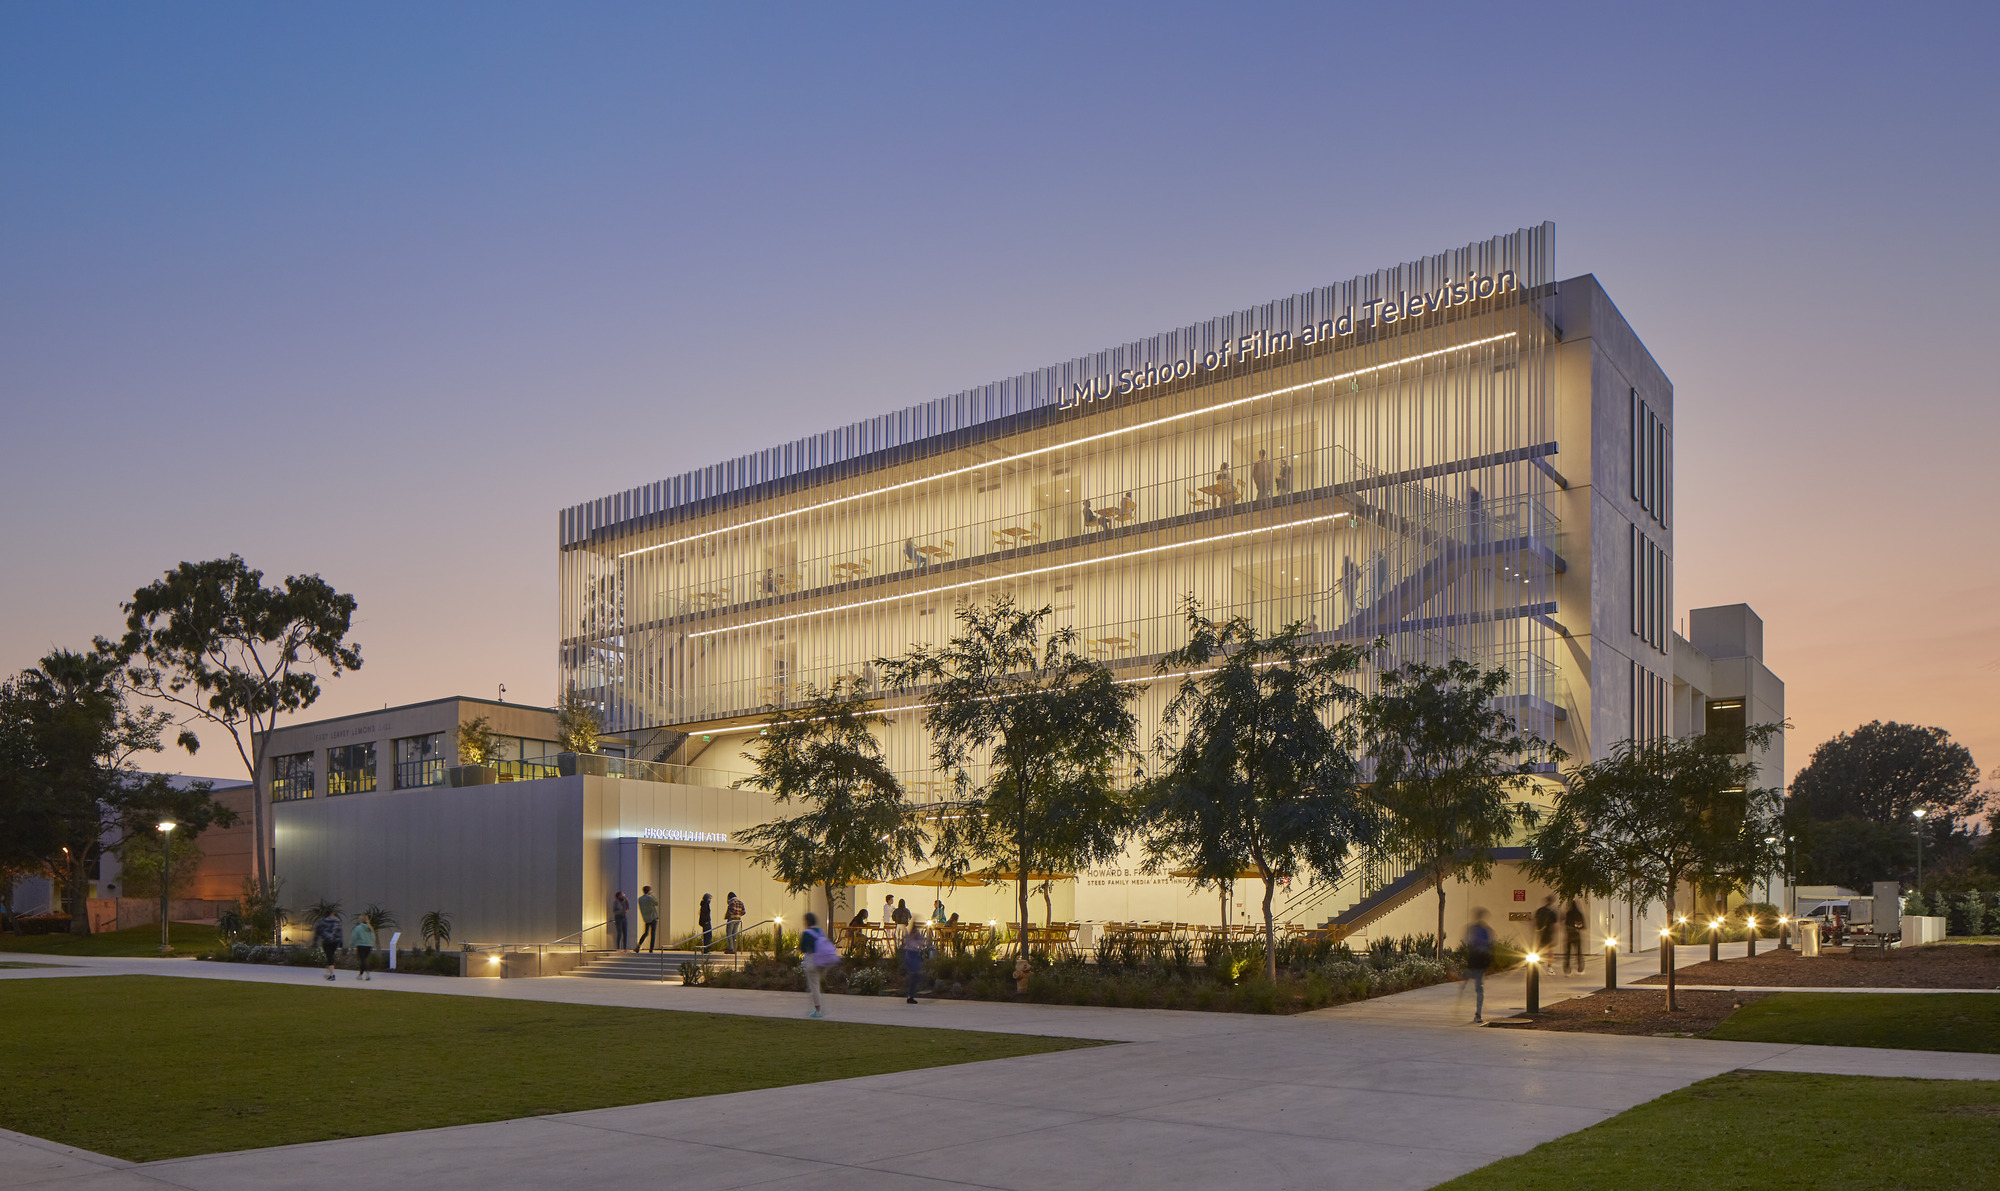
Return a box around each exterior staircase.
[562,950,711,981]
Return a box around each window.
[1631,662,1667,742]
[1706,699,1747,754]
[1629,523,1670,654]
[395,733,445,788]
[1631,389,1669,527]
[271,752,315,802]
[327,742,377,796]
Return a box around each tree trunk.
[1435,880,1447,963]
[1262,877,1278,983]
[66,853,92,936]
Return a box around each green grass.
[0,922,219,956]
[1,975,1101,1161]
[1437,1071,2000,1190]
[1707,992,2000,1053]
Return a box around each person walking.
[799,912,836,1018]
[698,893,714,952]
[900,922,928,1004]
[1562,898,1587,975]
[725,891,746,953]
[350,916,376,981]
[637,886,660,952]
[612,891,630,951]
[1533,895,1558,960]
[1251,449,1272,501]
[314,910,344,981]
[1462,909,1495,1023]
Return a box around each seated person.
[1082,498,1109,530]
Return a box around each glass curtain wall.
[560,227,1561,791]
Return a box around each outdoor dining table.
[1198,482,1239,502]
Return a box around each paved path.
[6,952,1997,1191]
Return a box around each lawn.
[0,922,219,956]
[0,975,1101,1161]
[1436,1071,2000,1191]
[1708,992,2000,1053]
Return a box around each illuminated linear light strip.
[685,510,1349,641]
[696,654,1296,739]
[618,331,1518,560]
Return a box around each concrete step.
[563,950,747,980]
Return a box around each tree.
[456,716,503,765]
[1138,601,1376,982]
[733,679,924,923]
[111,556,361,899]
[880,597,1141,955]
[1791,721,1984,830]
[1525,725,1782,1011]
[0,649,238,933]
[557,687,602,755]
[1350,659,1559,961]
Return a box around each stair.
[1319,846,1534,935]
[562,950,712,981]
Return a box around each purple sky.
[3,4,1995,789]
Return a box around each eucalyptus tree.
[733,678,925,924]
[110,555,361,898]
[1350,658,1560,961]
[1526,724,1783,1011]
[1139,600,1376,982]
[879,597,1140,955]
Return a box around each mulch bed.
[1632,942,2000,989]
[1492,987,1775,1036]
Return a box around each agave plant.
[304,898,342,923]
[358,903,398,931]
[420,910,453,953]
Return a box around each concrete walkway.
[5,952,1997,1191]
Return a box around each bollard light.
[1524,951,1542,1015]
[1778,914,1792,951]
[1659,926,1674,975]
[1603,935,1619,992]
[1746,910,1759,959]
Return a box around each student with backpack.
[1463,908,1495,1023]
[799,912,839,1019]
[314,911,344,981]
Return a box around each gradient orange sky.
[4,6,1995,790]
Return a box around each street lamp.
[155,821,177,953]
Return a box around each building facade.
[254,225,1783,949]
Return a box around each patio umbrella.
[883,865,975,888]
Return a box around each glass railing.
[639,444,1563,626]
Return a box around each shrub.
[1948,893,1987,937]
[846,966,889,996]
[420,910,453,952]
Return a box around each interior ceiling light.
[619,333,1517,560]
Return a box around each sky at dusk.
[3,3,1995,789]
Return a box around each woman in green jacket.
[350,918,377,981]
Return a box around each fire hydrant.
[1013,955,1031,993]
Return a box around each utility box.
[1874,882,1901,924]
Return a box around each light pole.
[1913,807,1928,894]
[156,821,177,953]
